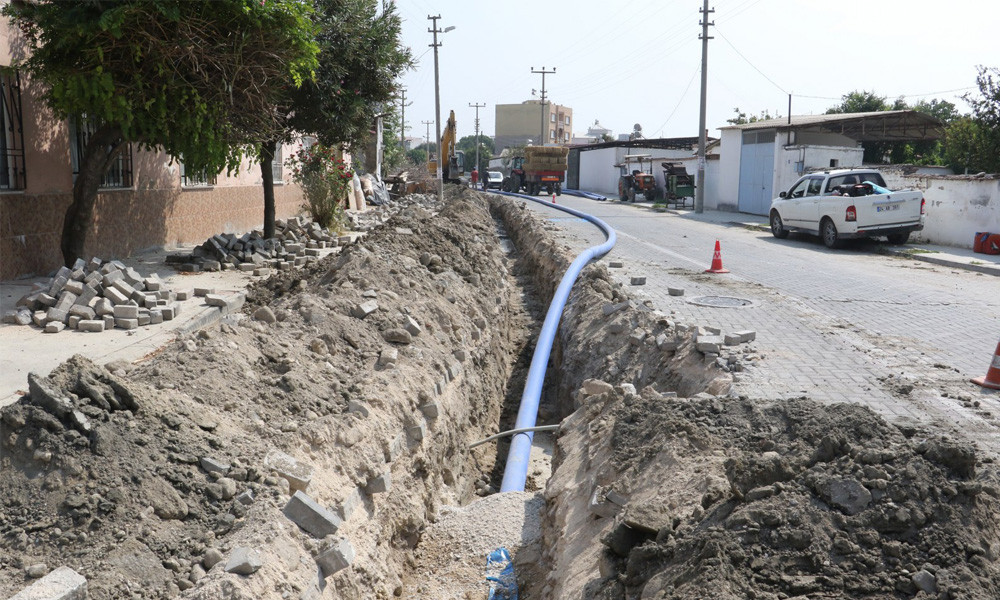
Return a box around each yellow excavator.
[427,110,465,183]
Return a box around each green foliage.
[912,98,961,125]
[457,134,494,173]
[964,66,1000,173]
[406,147,427,166]
[826,90,889,114]
[726,108,778,125]
[5,0,319,174]
[381,112,406,174]
[286,142,350,230]
[287,0,412,150]
[943,117,986,173]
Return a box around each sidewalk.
[0,244,344,406]
[665,207,1000,277]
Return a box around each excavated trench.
[2,187,999,600]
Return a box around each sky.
[393,0,997,146]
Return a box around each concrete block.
[137,313,151,327]
[723,333,742,346]
[112,279,136,297]
[32,311,47,327]
[695,335,724,354]
[102,270,124,288]
[102,315,115,330]
[78,320,105,333]
[44,321,66,333]
[377,348,398,368]
[365,471,391,494]
[238,263,256,272]
[608,261,624,268]
[205,294,228,307]
[45,308,68,324]
[282,491,341,538]
[63,279,85,296]
[407,423,425,442]
[104,286,130,305]
[734,330,756,343]
[224,547,262,575]
[630,276,646,286]
[67,315,81,329]
[384,434,405,462]
[667,287,685,296]
[8,565,87,600]
[253,268,271,277]
[149,309,164,325]
[74,285,97,307]
[113,304,139,319]
[143,277,161,291]
[265,450,313,493]
[48,275,68,296]
[350,300,378,319]
[86,257,103,272]
[316,539,355,578]
[55,291,77,311]
[200,456,231,476]
[175,290,191,301]
[123,267,144,287]
[419,403,440,419]
[193,287,215,297]
[67,305,95,320]
[114,318,139,330]
[446,361,461,381]
[37,293,57,308]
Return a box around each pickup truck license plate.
[875,203,900,212]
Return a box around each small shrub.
[287,142,352,231]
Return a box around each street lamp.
[428,17,455,204]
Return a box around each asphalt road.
[521,195,1000,459]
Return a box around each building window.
[550,113,556,123]
[0,69,26,190]
[70,115,133,189]
[565,116,570,126]
[271,144,283,181]
[550,130,555,140]
[181,162,217,187]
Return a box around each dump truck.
[502,146,569,196]
[427,110,465,183]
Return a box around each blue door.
[737,130,775,215]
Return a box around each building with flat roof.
[495,100,572,150]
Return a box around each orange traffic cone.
[705,240,729,273]
[972,338,1000,390]
[551,193,556,204]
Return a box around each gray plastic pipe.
[494,190,616,492]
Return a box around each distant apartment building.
[495,100,572,150]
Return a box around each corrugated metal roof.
[718,110,943,141]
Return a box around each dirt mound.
[554,390,1000,599]
[0,187,530,599]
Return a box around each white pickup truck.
[768,169,925,248]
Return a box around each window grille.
[181,163,217,186]
[0,69,26,190]
[70,115,133,188]
[271,144,283,181]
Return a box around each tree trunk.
[259,140,277,240]
[61,123,126,267]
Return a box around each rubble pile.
[5,257,186,334]
[167,217,350,275]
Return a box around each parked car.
[769,169,925,248]
[485,171,504,190]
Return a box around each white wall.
[774,142,864,196]
[879,170,1000,248]
[716,129,742,211]
[578,146,694,197]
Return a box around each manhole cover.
[687,295,756,308]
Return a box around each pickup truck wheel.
[770,211,789,239]
[821,218,842,249]
[886,232,910,244]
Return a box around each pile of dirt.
[545,387,1000,599]
[0,186,531,599]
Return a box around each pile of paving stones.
[5,257,187,333]
[167,217,352,275]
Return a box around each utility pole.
[531,66,556,146]
[696,0,714,214]
[399,88,412,149]
[421,120,434,148]
[428,14,444,203]
[469,102,485,174]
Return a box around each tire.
[770,211,789,239]
[618,179,628,202]
[546,184,554,195]
[627,188,636,203]
[555,184,562,196]
[886,232,910,244]
[821,218,841,249]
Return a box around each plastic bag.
[485,547,518,600]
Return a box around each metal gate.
[737,129,775,215]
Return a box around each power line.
[714,26,786,94]
[653,68,700,137]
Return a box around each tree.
[826,90,890,114]
[406,146,428,167]
[457,134,494,173]
[964,66,1000,173]
[726,107,779,125]
[943,117,986,174]
[256,0,410,238]
[5,0,318,266]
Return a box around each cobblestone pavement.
[522,195,1000,458]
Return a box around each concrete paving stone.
[104,287,129,305]
[667,287,685,296]
[111,279,135,297]
[407,422,426,442]
[37,293,56,308]
[630,276,646,286]
[316,539,355,578]
[148,310,163,325]
[365,471,391,494]
[113,304,139,319]
[114,318,138,330]
[265,450,313,493]
[695,335,724,354]
[283,491,341,538]
[351,300,378,319]
[63,279,84,296]
[200,456,231,476]
[77,320,105,333]
[419,402,440,419]
[224,547,262,576]
[67,316,81,330]
[44,321,66,333]
[336,488,362,521]
[45,307,67,324]
[102,315,115,329]
[204,294,227,307]
[8,565,87,600]
[54,291,77,311]
[193,287,214,297]
[67,305,95,320]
